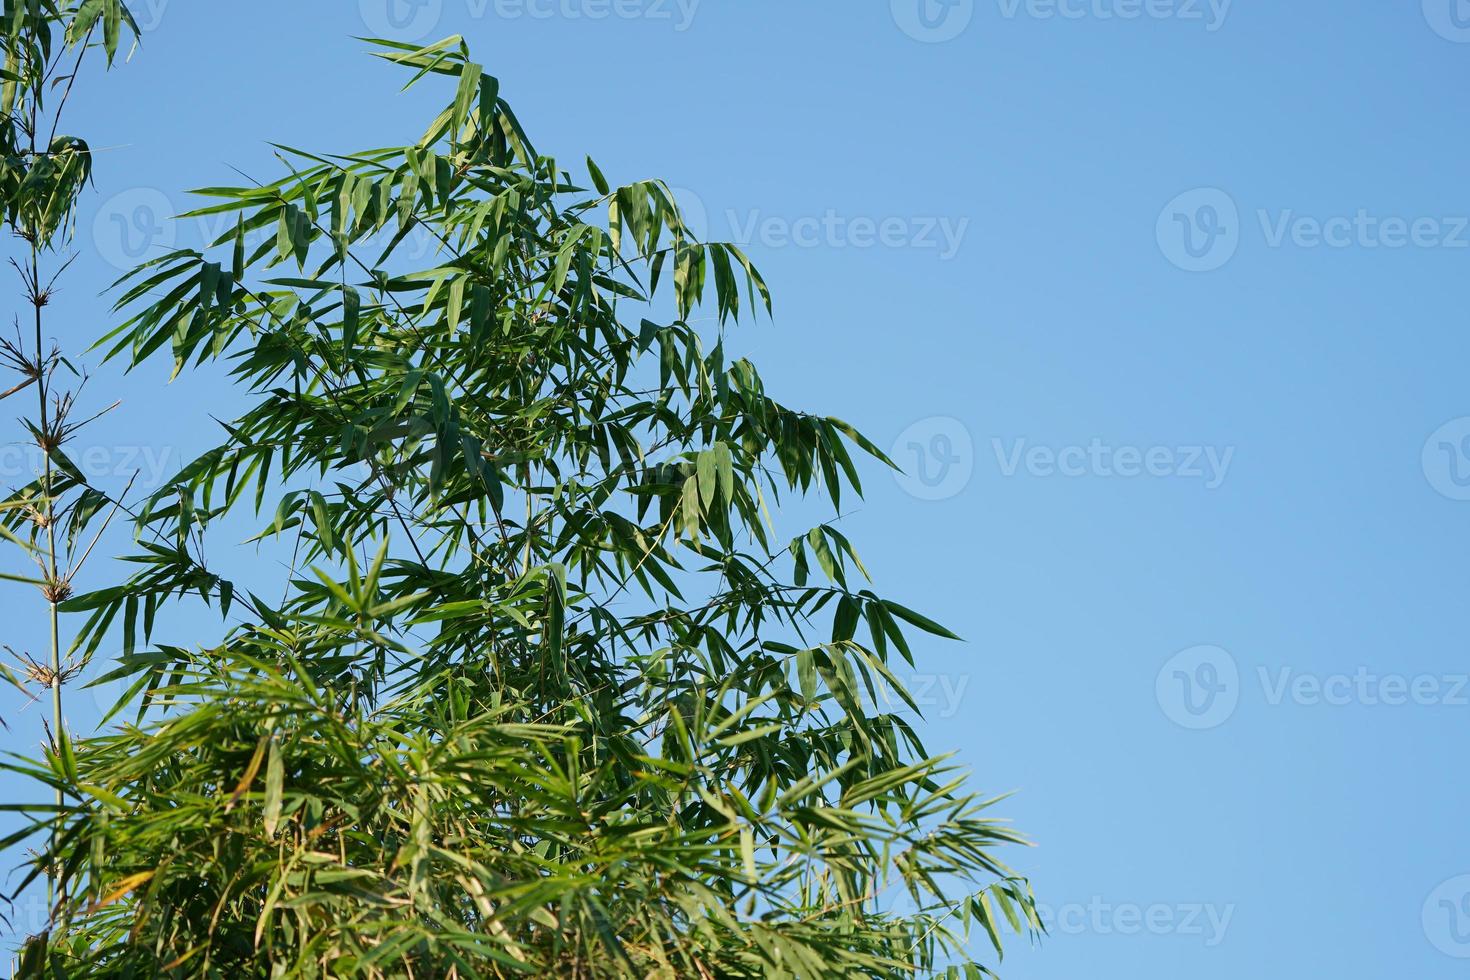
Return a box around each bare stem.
[29,234,64,911]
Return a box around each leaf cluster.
[6,34,1040,979]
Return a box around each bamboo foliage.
[0,0,135,950]
[6,34,1041,979]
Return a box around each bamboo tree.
[13,35,1040,979]
[0,0,135,948]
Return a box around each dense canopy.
[2,10,1038,977]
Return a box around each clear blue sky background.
[3,1,1469,976]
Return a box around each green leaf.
[587,156,610,195]
[453,61,483,137]
[882,599,963,641]
[342,284,360,356]
[263,736,284,837]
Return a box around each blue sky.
[3,1,1470,975]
